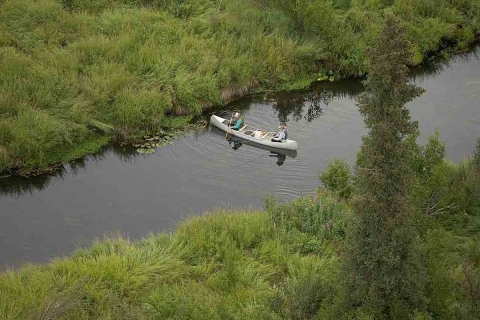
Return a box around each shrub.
[319,158,353,199]
[424,229,480,318]
[266,192,350,243]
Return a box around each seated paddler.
[271,124,287,142]
[228,112,244,131]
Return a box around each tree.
[345,16,428,318]
[474,137,480,174]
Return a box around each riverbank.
[1,117,207,177]
[1,0,479,174]
[1,153,479,318]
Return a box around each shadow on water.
[409,43,480,82]
[271,80,364,123]
[206,78,364,126]
[0,144,140,198]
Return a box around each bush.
[266,192,350,244]
[424,229,480,319]
[319,158,353,199]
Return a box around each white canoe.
[209,115,298,151]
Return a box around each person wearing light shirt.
[271,125,287,142]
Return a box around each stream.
[1,46,479,269]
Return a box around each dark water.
[1,46,479,269]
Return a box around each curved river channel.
[1,46,479,269]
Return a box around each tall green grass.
[1,0,479,172]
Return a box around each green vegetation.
[319,158,353,200]
[1,0,479,172]
[343,16,428,318]
[1,8,479,319]
[0,193,348,319]
[322,17,480,318]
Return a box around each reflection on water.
[268,80,364,124]
[224,132,297,167]
[410,45,480,82]
[227,139,288,166]
[0,144,140,198]
[0,172,60,198]
[228,139,243,150]
[270,153,287,166]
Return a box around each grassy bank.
[1,154,479,319]
[0,192,348,319]
[1,0,479,173]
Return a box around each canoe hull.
[209,115,298,151]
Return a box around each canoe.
[209,114,298,151]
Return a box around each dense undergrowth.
[1,0,479,172]
[1,137,479,319]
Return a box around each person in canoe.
[228,112,244,131]
[271,124,287,142]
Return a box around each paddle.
[226,112,234,139]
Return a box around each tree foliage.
[345,16,428,319]
[474,138,480,174]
